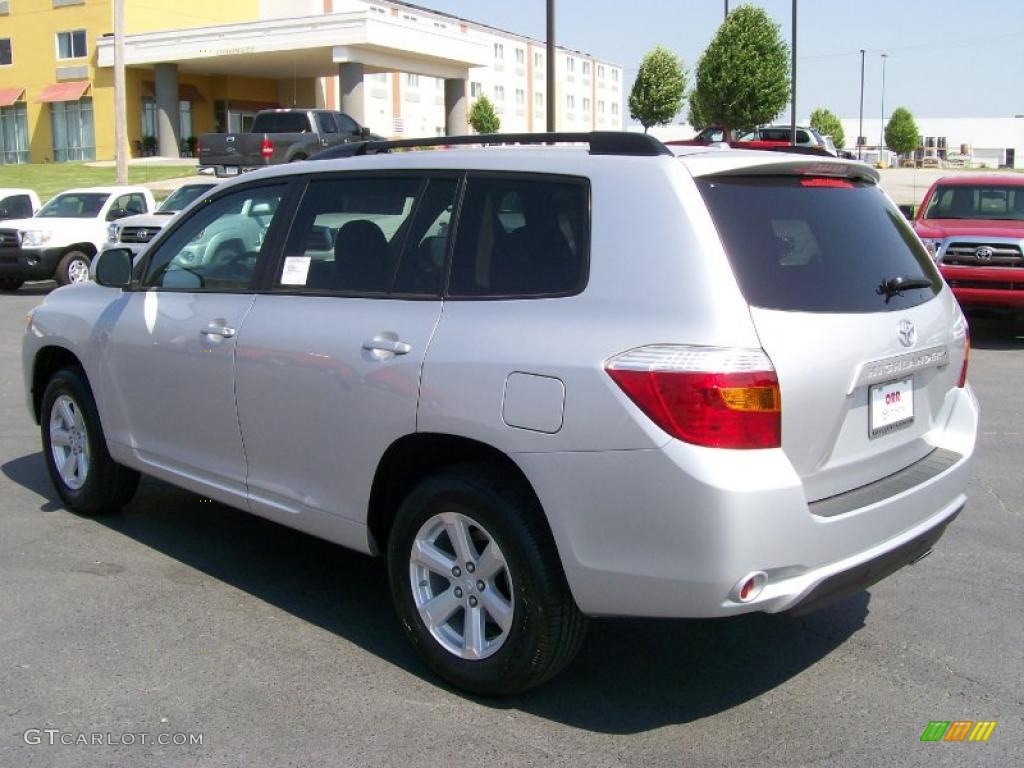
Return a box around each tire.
[289,154,307,163]
[0,276,24,291]
[40,367,140,515]
[387,463,587,696]
[55,250,92,286]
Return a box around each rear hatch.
[691,159,968,501]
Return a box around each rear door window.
[448,174,589,298]
[696,175,942,313]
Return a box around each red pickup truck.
[913,175,1024,312]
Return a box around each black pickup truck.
[198,109,379,177]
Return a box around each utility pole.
[790,0,797,145]
[880,53,888,155]
[546,0,556,132]
[858,49,865,160]
[113,0,128,184]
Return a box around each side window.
[1,195,33,218]
[277,176,437,294]
[336,113,360,135]
[449,175,588,297]
[142,184,286,292]
[125,193,147,214]
[317,112,338,134]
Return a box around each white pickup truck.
[0,186,155,289]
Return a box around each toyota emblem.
[974,246,994,262]
[898,319,917,348]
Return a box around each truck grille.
[0,229,19,248]
[942,242,1023,267]
[946,279,1024,291]
[119,226,160,244]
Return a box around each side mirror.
[106,208,131,221]
[93,248,133,288]
[360,126,371,138]
[898,204,915,221]
[0,209,8,219]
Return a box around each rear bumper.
[198,164,264,178]
[949,286,1024,309]
[942,266,1024,309]
[0,247,64,280]
[516,385,978,619]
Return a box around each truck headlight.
[107,223,120,243]
[919,238,941,261]
[20,230,51,247]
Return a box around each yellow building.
[0,0,278,164]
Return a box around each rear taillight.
[958,326,970,388]
[605,345,781,449]
[260,136,274,159]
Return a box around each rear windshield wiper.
[877,275,934,303]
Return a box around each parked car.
[105,182,219,257]
[913,174,1024,313]
[0,187,155,289]
[198,108,381,178]
[738,125,839,156]
[23,133,977,695]
[0,189,41,221]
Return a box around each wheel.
[0,276,24,291]
[387,464,587,696]
[56,250,92,286]
[40,368,140,515]
[289,154,307,163]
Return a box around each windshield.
[37,192,109,219]
[697,175,941,313]
[158,184,216,213]
[923,184,1024,221]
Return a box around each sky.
[417,0,1024,124]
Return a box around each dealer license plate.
[869,377,914,437]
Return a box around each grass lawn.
[0,163,199,202]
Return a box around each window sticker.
[281,256,311,286]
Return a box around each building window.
[402,13,418,22]
[0,102,30,164]
[0,38,10,66]
[515,88,524,105]
[582,97,590,113]
[598,100,605,114]
[515,48,525,65]
[597,64,605,79]
[179,100,192,142]
[566,94,575,110]
[494,85,505,101]
[51,97,94,162]
[611,102,619,115]
[494,42,504,60]
[534,52,543,68]
[470,82,482,98]
[611,69,619,83]
[369,6,386,14]
[433,21,447,29]
[56,30,87,60]
[406,73,419,87]
[566,56,575,72]
[534,93,543,107]
[582,61,590,76]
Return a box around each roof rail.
[310,131,672,161]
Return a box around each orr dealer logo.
[920,720,997,743]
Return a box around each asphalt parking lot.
[0,284,1021,768]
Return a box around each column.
[154,63,180,158]
[444,78,467,136]
[339,62,365,124]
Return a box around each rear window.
[696,176,942,313]
[250,112,310,134]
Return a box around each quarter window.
[142,185,285,291]
[56,30,86,60]
[449,175,589,298]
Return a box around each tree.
[628,46,687,132]
[689,5,790,139]
[884,107,919,155]
[809,107,845,149]
[468,95,500,134]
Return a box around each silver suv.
[22,133,978,695]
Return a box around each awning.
[36,81,91,103]
[141,81,207,102]
[0,87,25,107]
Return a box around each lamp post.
[790,0,797,146]
[724,1,729,20]
[546,0,555,132]
[858,49,865,161]
[880,53,888,155]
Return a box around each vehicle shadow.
[4,281,56,297]
[1,451,868,735]
[966,313,1024,350]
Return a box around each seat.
[333,220,393,292]
[947,188,975,218]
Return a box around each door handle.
[362,338,412,355]
[200,325,236,339]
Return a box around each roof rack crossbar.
[311,131,672,160]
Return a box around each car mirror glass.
[106,208,130,222]
[94,248,133,288]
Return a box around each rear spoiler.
[680,153,880,185]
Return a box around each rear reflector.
[605,345,781,449]
[958,326,970,388]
